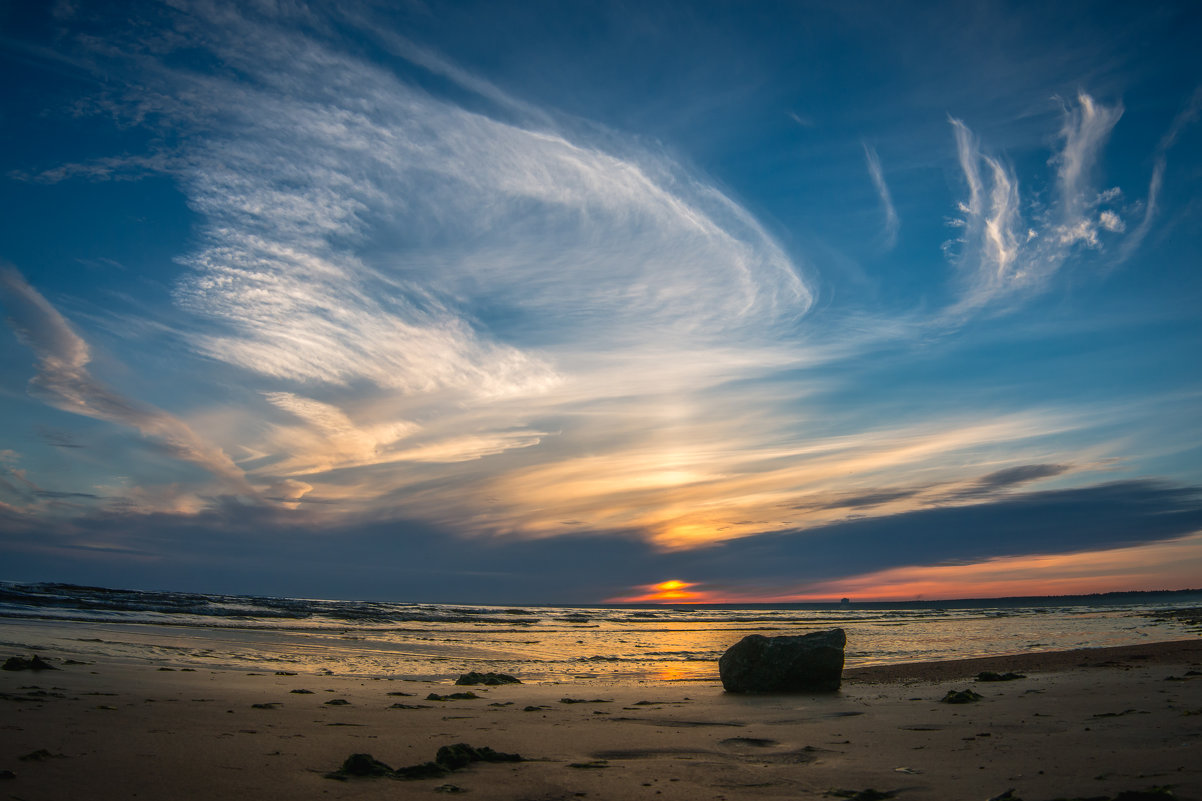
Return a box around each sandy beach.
[2,639,1199,801]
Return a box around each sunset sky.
[2,1,1201,604]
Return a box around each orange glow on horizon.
[606,579,719,603]
[769,532,1202,602]
[603,533,1202,605]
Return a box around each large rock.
[718,629,845,693]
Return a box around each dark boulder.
[719,629,845,693]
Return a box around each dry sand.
[2,640,1200,801]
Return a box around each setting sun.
[605,579,719,604]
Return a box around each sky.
[2,0,1201,605]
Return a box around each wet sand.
[2,639,1199,800]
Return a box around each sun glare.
[606,579,716,603]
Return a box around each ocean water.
[0,582,1198,683]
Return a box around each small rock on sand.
[427,692,481,701]
[455,671,521,686]
[976,671,1026,682]
[326,743,523,782]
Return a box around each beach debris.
[523,705,547,711]
[434,785,467,793]
[940,689,983,704]
[388,703,431,709]
[560,697,612,704]
[436,744,521,769]
[2,655,58,671]
[324,698,351,705]
[976,671,1026,682]
[427,692,481,701]
[325,743,524,782]
[719,737,778,748]
[251,702,280,709]
[19,749,65,762]
[719,629,845,693]
[275,671,296,675]
[332,753,395,778]
[386,691,415,696]
[290,689,314,694]
[489,701,514,707]
[568,760,611,769]
[435,747,491,771]
[826,789,897,800]
[455,671,521,686]
[394,761,452,779]
[987,791,1020,801]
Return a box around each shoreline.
[2,636,1199,800]
[843,637,1202,683]
[2,611,1197,685]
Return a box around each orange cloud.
[604,534,1202,606]
[780,532,1202,601]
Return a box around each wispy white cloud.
[136,7,813,407]
[946,93,1127,313]
[11,5,817,524]
[1052,93,1123,220]
[1119,86,1202,262]
[788,111,815,128]
[9,150,183,184]
[0,267,254,496]
[862,142,899,249]
[12,6,1180,561]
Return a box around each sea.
[1,582,1199,683]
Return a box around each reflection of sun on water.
[654,666,695,682]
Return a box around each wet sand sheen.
[2,638,1200,800]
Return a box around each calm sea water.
[1,582,1198,682]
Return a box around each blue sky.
[2,0,1201,603]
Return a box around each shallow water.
[0,582,1197,681]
